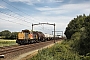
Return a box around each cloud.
[0,11,73,32]
[36,3,90,15]
[8,0,63,3]
[9,0,63,5]
[48,0,64,3]
[0,1,7,9]
[0,12,33,31]
[9,0,34,5]
[36,6,68,15]
[61,3,90,10]
[1,0,90,33]
[30,15,74,33]
[0,5,6,9]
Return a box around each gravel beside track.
[0,39,61,60]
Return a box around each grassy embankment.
[0,39,17,47]
[27,40,81,60]
[28,39,90,60]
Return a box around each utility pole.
[54,23,55,43]
[32,23,56,43]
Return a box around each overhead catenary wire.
[0,5,37,24]
[1,0,53,32]
[0,10,46,31]
[0,18,30,27]
[1,0,47,29]
[0,5,31,23]
[1,0,39,23]
[0,5,44,31]
[0,10,32,24]
[0,11,47,31]
[0,3,44,30]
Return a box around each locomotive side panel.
[28,32,39,43]
[16,30,30,44]
[18,32,25,40]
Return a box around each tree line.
[64,14,90,55]
[0,30,18,39]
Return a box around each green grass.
[0,39,17,47]
[27,41,81,60]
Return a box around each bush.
[29,41,81,60]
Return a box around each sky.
[0,0,90,35]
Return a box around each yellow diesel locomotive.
[16,30,45,44]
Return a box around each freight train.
[16,29,60,45]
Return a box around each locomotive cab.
[16,30,30,44]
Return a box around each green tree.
[1,30,11,39]
[78,15,90,55]
[64,14,86,39]
[0,30,18,39]
[0,32,2,36]
[64,14,90,55]
[10,32,18,39]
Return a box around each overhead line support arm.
[32,23,56,43]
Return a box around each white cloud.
[49,0,64,2]
[36,3,90,15]
[61,3,90,10]
[0,1,7,9]
[9,0,63,5]
[0,13,33,31]
[0,5,6,9]
[36,6,68,15]
[9,0,30,2]
[0,12,74,32]
[9,0,33,5]
[30,15,74,33]
[1,0,90,33]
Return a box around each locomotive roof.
[21,29,43,34]
[22,29,30,32]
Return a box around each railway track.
[0,42,48,55]
[0,39,61,60]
